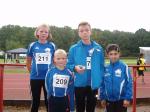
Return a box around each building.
[139,47,150,64]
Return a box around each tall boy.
[67,22,104,112]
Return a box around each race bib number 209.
[53,74,69,88]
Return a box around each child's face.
[37,27,49,42]
[107,50,120,63]
[54,53,67,69]
[78,25,91,41]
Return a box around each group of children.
[27,22,133,112]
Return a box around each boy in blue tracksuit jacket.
[45,49,75,112]
[100,44,132,112]
[67,22,104,112]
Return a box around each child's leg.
[141,71,145,84]
[115,100,127,112]
[43,80,48,112]
[30,80,42,112]
[75,87,86,112]
[142,76,145,84]
[49,96,69,112]
[106,101,114,112]
[86,86,97,112]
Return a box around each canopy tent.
[139,47,150,64]
[6,48,27,54]
[5,48,27,63]
[0,50,4,55]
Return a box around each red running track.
[3,70,150,100]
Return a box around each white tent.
[139,47,150,64]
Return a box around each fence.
[0,64,150,112]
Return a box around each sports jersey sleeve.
[68,73,75,111]
[27,42,35,57]
[67,46,75,72]
[99,76,107,100]
[124,65,133,101]
[99,47,104,83]
[50,42,56,58]
[45,70,53,98]
[49,42,56,69]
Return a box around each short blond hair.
[54,49,67,57]
[34,24,52,40]
[78,21,91,29]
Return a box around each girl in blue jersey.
[100,44,132,112]
[67,22,104,112]
[45,49,75,112]
[26,24,55,112]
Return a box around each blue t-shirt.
[27,41,55,79]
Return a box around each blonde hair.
[34,24,52,40]
[54,49,67,57]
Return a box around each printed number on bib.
[86,57,91,69]
[53,74,69,88]
[36,53,51,64]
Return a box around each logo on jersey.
[45,48,51,52]
[104,73,111,77]
[89,48,94,56]
[115,69,122,77]
[35,46,39,49]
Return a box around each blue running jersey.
[45,67,74,111]
[27,41,55,79]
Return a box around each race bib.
[86,57,91,69]
[53,74,69,88]
[35,53,51,64]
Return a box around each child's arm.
[45,70,53,99]
[124,65,133,105]
[68,74,75,112]
[99,76,107,107]
[66,47,75,72]
[26,43,34,73]
[26,56,32,72]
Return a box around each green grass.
[105,58,137,65]
[4,68,28,74]
[0,59,4,63]
[0,59,26,64]
[1,58,137,74]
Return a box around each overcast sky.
[0,0,150,32]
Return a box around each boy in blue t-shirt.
[100,44,132,112]
[45,49,75,112]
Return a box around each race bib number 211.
[36,53,51,64]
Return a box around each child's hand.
[123,100,130,107]
[101,100,106,108]
[75,65,85,74]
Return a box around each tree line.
[0,25,150,57]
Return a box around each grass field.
[0,58,137,64]
[1,58,137,74]
[105,58,137,65]
[4,67,28,74]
